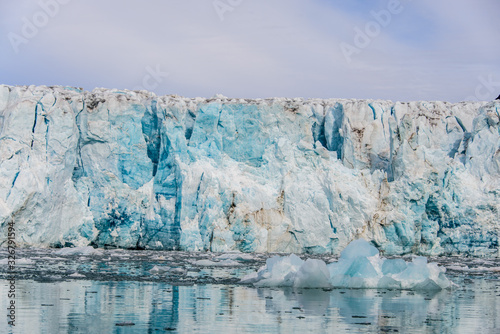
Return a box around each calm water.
[1,248,499,333]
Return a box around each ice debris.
[192,259,241,267]
[54,246,103,256]
[149,265,187,275]
[0,258,34,265]
[68,272,86,278]
[149,265,171,274]
[241,239,452,290]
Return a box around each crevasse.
[0,85,498,256]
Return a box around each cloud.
[1,0,499,102]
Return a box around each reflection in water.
[1,248,499,333]
[1,277,499,333]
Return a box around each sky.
[0,0,499,102]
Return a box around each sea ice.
[149,265,171,274]
[214,253,256,262]
[192,259,241,267]
[68,272,86,278]
[54,246,103,256]
[0,258,34,265]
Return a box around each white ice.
[241,239,452,290]
[54,246,103,256]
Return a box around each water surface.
[1,248,499,333]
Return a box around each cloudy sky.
[1,0,499,102]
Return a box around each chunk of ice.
[68,272,86,278]
[294,259,331,288]
[241,254,304,287]
[149,265,171,274]
[215,253,255,262]
[382,259,407,275]
[55,246,103,256]
[339,239,379,260]
[241,239,452,290]
[193,259,241,267]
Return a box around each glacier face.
[0,85,498,256]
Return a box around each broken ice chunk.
[382,258,407,275]
[55,246,103,256]
[294,259,331,288]
[339,239,379,260]
[241,239,452,290]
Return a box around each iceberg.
[240,253,331,288]
[241,239,452,290]
[0,85,498,256]
[328,239,451,289]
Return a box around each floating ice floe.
[192,259,241,267]
[0,258,34,265]
[149,265,171,274]
[68,272,86,278]
[241,239,452,290]
[446,264,500,272]
[54,246,103,256]
[214,253,256,262]
[149,265,186,275]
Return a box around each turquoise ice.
[0,85,498,256]
[241,239,453,290]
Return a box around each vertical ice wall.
[0,85,498,256]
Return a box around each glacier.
[0,85,498,256]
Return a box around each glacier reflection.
[1,277,499,333]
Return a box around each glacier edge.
[0,85,498,256]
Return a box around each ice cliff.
[0,85,498,256]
